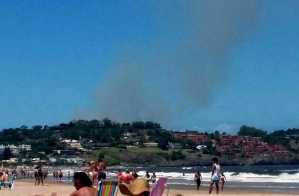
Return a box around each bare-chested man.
[97,159,106,182]
[70,172,97,196]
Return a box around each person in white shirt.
[209,157,221,194]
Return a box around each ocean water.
[54,165,299,193]
[106,165,299,193]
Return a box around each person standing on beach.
[117,169,122,182]
[194,170,202,190]
[145,171,150,182]
[58,170,63,183]
[209,157,221,194]
[151,172,157,183]
[68,171,71,179]
[88,161,97,185]
[43,169,48,182]
[34,169,39,185]
[70,172,97,196]
[34,165,43,186]
[132,171,139,180]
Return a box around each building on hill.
[168,142,183,149]
[122,132,138,138]
[0,144,32,156]
[143,142,159,147]
[2,158,18,164]
[120,131,140,144]
[61,156,84,164]
[268,144,289,156]
[84,142,113,150]
[217,135,290,159]
[220,136,242,145]
[18,144,32,151]
[62,139,86,151]
[53,149,81,156]
[196,145,207,150]
[173,131,208,144]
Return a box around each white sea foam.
[58,167,299,185]
[129,171,299,184]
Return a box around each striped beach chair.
[98,181,118,196]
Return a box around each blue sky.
[1,1,299,132]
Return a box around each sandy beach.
[0,181,298,196]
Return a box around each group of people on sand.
[52,169,64,183]
[116,170,151,196]
[0,170,9,182]
[70,171,150,196]
[1,158,227,195]
[145,171,157,183]
[0,169,16,189]
[70,159,151,196]
[86,159,107,186]
[117,170,136,184]
[194,157,226,194]
[70,158,228,196]
[117,170,157,185]
[34,165,48,186]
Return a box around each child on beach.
[220,172,226,192]
[194,170,202,190]
[209,157,221,194]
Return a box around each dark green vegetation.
[0,119,298,165]
[0,119,164,152]
[92,147,193,166]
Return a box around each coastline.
[4,164,298,195]
[0,181,298,196]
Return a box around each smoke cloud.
[89,1,258,128]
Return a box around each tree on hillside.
[103,118,113,128]
[238,125,267,138]
[158,138,169,150]
[145,121,161,129]
[32,125,43,131]
[2,147,12,160]
[170,150,185,161]
[263,129,299,149]
[205,141,216,155]
[20,125,28,130]
[214,131,221,142]
[132,121,146,129]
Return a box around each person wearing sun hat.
[119,178,150,196]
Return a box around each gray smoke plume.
[89,0,258,128]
